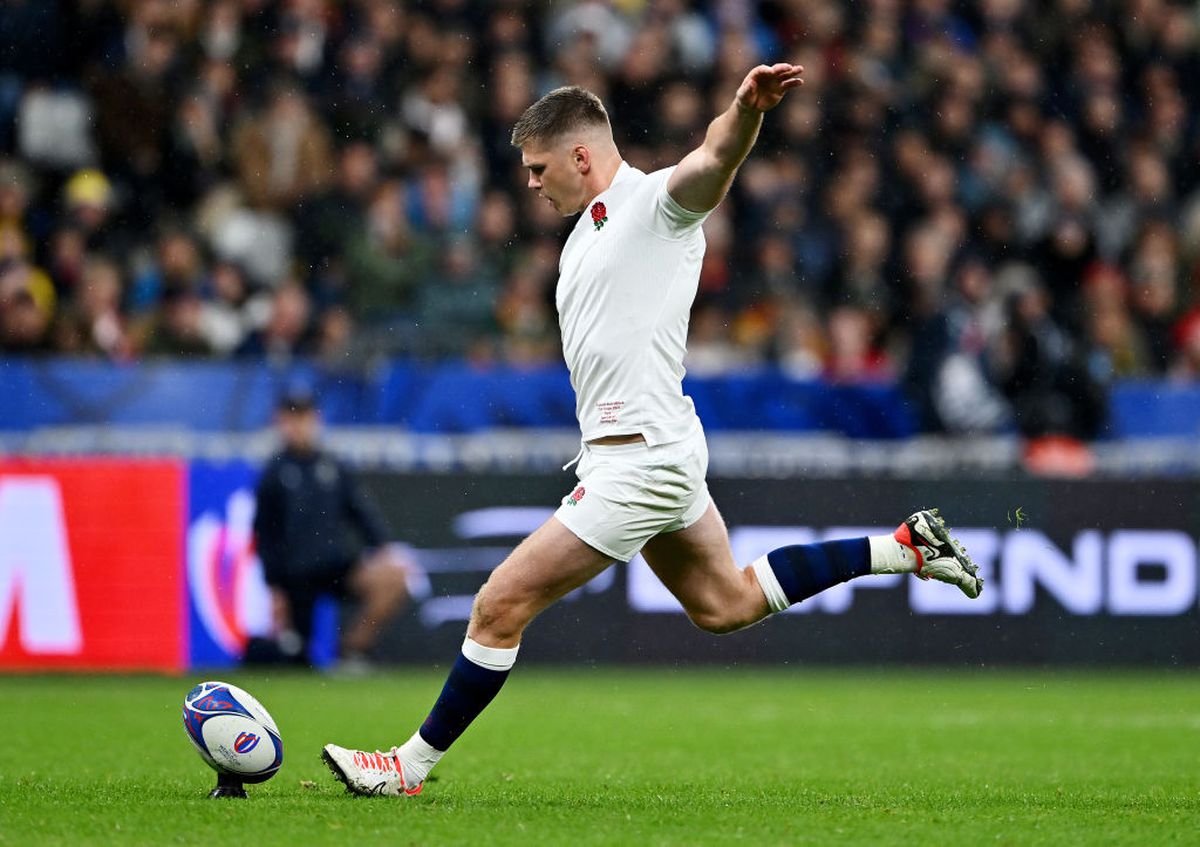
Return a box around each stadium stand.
[1,1,1198,443]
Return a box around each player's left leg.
[323,516,614,796]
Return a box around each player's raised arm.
[666,63,803,214]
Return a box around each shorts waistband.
[587,433,646,446]
[585,438,651,456]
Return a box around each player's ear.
[573,144,591,173]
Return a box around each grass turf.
[0,668,1197,845]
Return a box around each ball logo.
[195,692,234,712]
[234,732,261,754]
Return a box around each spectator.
[343,178,435,320]
[479,50,536,182]
[685,300,753,377]
[54,255,132,360]
[1171,311,1200,380]
[834,210,893,314]
[0,260,54,352]
[414,236,500,357]
[149,228,206,301]
[907,257,1012,434]
[824,305,892,382]
[197,259,265,356]
[494,251,559,365]
[231,81,334,211]
[87,4,181,225]
[236,278,313,362]
[61,169,123,256]
[773,302,825,380]
[0,161,33,237]
[46,226,87,298]
[160,89,227,210]
[323,34,393,143]
[295,140,381,278]
[315,303,355,363]
[1128,221,1181,372]
[140,285,214,358]
[993,274,1105,438]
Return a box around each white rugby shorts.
[554,424,711,562]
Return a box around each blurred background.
[1,0,1198,673]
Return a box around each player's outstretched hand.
[736,63,804,112]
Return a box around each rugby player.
[323,63,981,796]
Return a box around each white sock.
[461,636,520,671]
[750,555,790,613]
[397,732,443,788]
[869,535,917,574]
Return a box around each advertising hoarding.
[2,460,1195,670]
[0,459,185,671]
[360,472,1200,666]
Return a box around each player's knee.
[470,579,532,641]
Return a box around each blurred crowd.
[1,0,1199,437]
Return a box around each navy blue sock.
[766,538,871,605]
[418,653,512,751]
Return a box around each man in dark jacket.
[253,388,409,666]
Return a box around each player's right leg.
[641,504,981,633]
[639,502,769,633]
[323,516,613,796]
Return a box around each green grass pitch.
[1,668,1197,845]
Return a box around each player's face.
[521,142,585,217]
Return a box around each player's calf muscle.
[687,606,762,635]
[683,570,769,634]
[686,607,745,635]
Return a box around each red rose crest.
[590,202,608,231]
[567,485,586,505]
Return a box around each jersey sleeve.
[650,167,709,237]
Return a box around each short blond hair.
[510,86,610,148]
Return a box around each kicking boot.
[321,743,423,796]
[894,508,983,599]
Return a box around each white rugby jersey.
[556,162,709,446]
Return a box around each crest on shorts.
[590,202,608,231]
[565,485,586,506]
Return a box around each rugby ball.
[182,681,284,783]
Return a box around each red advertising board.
[0,459,186,671]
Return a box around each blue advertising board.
[187,461,272,668]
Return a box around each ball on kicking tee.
[182,681,284,783]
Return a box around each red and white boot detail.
[894,508,983,599]
[322,743,424,796]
